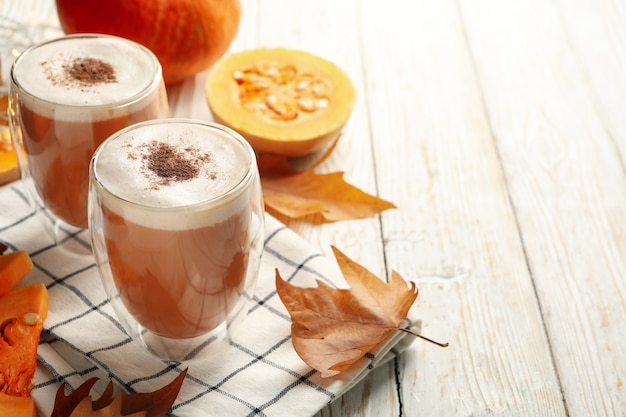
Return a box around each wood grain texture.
[5,0,626,415]
[355,1,565,416]
[460,0,626,415]
[77,0,626,415]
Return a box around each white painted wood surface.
[3,0,626,415]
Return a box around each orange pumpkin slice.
[0,132,19,186]
[0,251,34,298]
[0,283,49,324]
[0,313,44,397]
[206,48,356,157]
[0,391,37,417]
[0,284,48,400]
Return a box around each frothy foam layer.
[93,121,253,230]
[13,35,158,115]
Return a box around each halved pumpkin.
[206,48,356,156]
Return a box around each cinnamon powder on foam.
[127,140,215,190]
[42,56,117,88]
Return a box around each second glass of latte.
[8,34,168,246]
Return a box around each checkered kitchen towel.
[0,181,418,417]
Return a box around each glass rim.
[10,33,163,111]
[91,118,258,213]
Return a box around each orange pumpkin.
[0,284,48,401]
[55,0,241,85]
[205,48,356,156]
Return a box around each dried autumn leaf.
[263,170,395,221]
[51,368,187,417]
[258,138,395,222]
[275,246,418,378]
[120,368,187,417]
[51,378,99,417]
[70,394,144,417]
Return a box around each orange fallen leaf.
[51,368,187,417]
[258,140,395,222]
[262,170,396,222]
[50,377,98,417]
[70,394,144,417]
[276,246,421,378]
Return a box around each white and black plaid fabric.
[0,181,418,417]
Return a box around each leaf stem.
[398,327,449,348]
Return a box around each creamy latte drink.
[89,120,264,344]
[9,34,167,231]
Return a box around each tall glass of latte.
[89,119,264,360]
[8,34,168,245]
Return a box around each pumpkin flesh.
[0,283,48,415]
[0,136,19,186]
[0,252,34,298]
[0,284,49,323]
[0,313,43,397]
[0,391,37,417]
[0,250,47,415]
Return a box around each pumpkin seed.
[236,64,331,121]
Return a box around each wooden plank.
[241,1,397,416]
[246,1,410,416]
[554,0,626,154]
[357,0,566,416]
[173,0,386,273]
[15,0,626,415]
[459,0,626,415]
[253,0,387,276]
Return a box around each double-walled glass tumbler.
[9,34,168,245]
[89,119,264,360]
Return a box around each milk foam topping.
[93,121,253,229]
[13,35,158,109]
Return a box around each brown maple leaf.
[258,138,395,222]
[51,368,187,417]
[276,246,436,378]
[70,394,145,417]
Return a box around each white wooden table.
[4,0,626,416]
